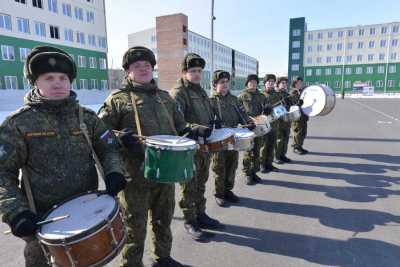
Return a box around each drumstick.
[175,132,190,144]
[112,130,174,144]
[3,215,70,235]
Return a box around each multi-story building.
[128,13,258,91]
[0,0,109,90]
[288,17,400,92]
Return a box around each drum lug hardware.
[156,168,160,179]
[107,220,118,247]
[156,149,161,160]
[63,245,78,267]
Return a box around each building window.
[336,56,342,63]
[79,79,88,89]
[74,7,83,20]
[393,25,399,33]
[15,0,27,3]
[325,68,332,75]
[326,56,332,63]
[291,64,299,71]
[357,55,363,62]
[347,42,353,50]
[388,80,395,87]
[345,67,352,74]
[0,13,12,31]
[376,80,384,88]
[292,29,301,37]
[292,52,300,60]
[17,17,30,34]
[317,45,322,52]
[88,34,96,46]
[306,69,312,76]
[358,29,364,36]
[381,26,387,34]
[368,40,375,48]
[317,32,323,39]
[316,69,321,76]
[19,47,31,61]
[356,67,363,74]
[98,37,107,49]
[48,0,57,13]
[335,68,342,75]
[370,27,376,35]
[307,33,313,40]
[328,32,333,38]
[90,79,97,89]
[390,52,397,61]
[101,80,108,90]
[380,39,387,48]
[76,31,85,44]
[32,0,43,8]
[368,54,374,61]
[292,41,300,48]
[366,66,373,74]
[337,43,343,51]
[64,28,73,42]
[4,76,18,89]
[307,46,312,52]
[182,25,187,33]
[49,25,59,39]
[344,81,351,89]
[357,41,364,49]
[335,81,341,88]
[99,58,107,69]
[183,38,187,46]
[34,21,46,37]
[389,65,396,73]
[391,39,398,47]
[346,55,352,63]
[347,30,353,37]
[379,53,385,61]
[377,65,385,73]
[316,57,322,63]
[1,45,15,60]
[326,44,332,51]
[306,57,312,64]
[89,57,96,68]
[77,55,86,68]
[338,31,344,38]
[62,3,71,17]
[86,11,94,23]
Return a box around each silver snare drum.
[231,128,255,151]
[283,105,301,122]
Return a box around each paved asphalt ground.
[1,98,399,267]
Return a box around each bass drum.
[300,84,336,117]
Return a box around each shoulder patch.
[0,141,13,163]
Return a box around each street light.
[210,0,215,90]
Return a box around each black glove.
[263,104,273,115]
[105,172,127,196]
[10,210,40,238]
[188,125,212,140]
[298,99,304,106]
[119,128,144,158]
[209,119,222,129]
[246,122,256,131]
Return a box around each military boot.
[245,175,256,185]
[225,191,240,203]
[261,164,271,173]
[281,156,292,163]
[253,173,262,183]
[293,146,306,155]
[215,194,228,207]
[198,213,223,230]
[184,221,206,241]
[150,256,184,267]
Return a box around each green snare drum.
[144,135,198,183]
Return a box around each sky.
[105,0,399,75]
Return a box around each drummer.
[209,70,255,207]
[0,46,126,267]
[238,74,273,185]
[98,47,211,267]
[289,76,309,155]
[261,74,281,173]
[170,53,223,241]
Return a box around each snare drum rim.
[145,142,198,151]
[37,191,119,244]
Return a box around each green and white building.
[288,17,400,93]
[0,0,109,90]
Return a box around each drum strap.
[79,106,105,181]
[21,169,37,214]
[216,97,223,122]
[156,92,178,135]
[130,92,143,137]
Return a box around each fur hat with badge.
[122,46,156,70]
[245,74,259,86]
[212,70,230,87]
[24,45,77,85]
[181,53,206,71]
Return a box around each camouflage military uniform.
[261,89,281,168]
[274,90,292,160]
[98,79,188,267]
[0,89,123,267]
[289,88,309,149]
[237,88,267,176]
[209,91,250,197]
[170,78,215,222]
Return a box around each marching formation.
[0,45,335,267]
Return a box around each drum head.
[39,193,116,240]
[301,85,335,117]
[200,128,234,143]
[233,128,255,138]
[146,135,197,151]
[272,105,287,119]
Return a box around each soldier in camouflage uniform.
[0,46,126,267]
[170,53,223,241]
[274,77,293,164]
[261,74,281,173]
[290,76,309,155]
[209,70,254,207]
[98,47,210,267]
[238,74,272,185]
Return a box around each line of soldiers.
[0,45,309,267]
